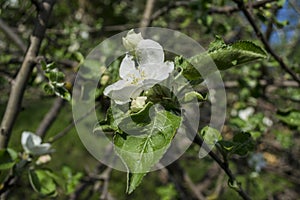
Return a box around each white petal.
[104,80,142,104]
[21,131,31,152]
[30,143,53,156]
[142,61,174,81]
[104,80,127,96]
[136,39,164,65]
[119,55,139,80]
[22,131,42,153]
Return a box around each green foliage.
[42,62,71,101]
[218,132,255,157]
[0,148,17,170]
[28,169,57,197]
[156,183,178,200]
[176,36,267,81]
[113,109,181,193]
[276,109,300,129]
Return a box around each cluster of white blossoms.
[104,30,174,105]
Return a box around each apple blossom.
[104,38,174,105]
[21,131,53,156]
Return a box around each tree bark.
[0,0,56,149]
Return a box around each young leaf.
[200,126,222,145]
[177,37,267,81]
[276,109,300,128]
[218,132,255,157]
[28,169,57,197]
[0,148,17,170]
[113,109,181,194]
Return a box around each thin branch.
[140,0,156,28]
[167,161,198,200]
[0,0,56,149]
[233,0,300,85]
[36,97,65,138]
[208,0,276,15]
[0,18,27,53]
[150,0,277,24]
[193,135,252,200]
[48,103,100,143]
[150,1,189,24]
[182,115,251,200]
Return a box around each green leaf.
[0,148,17,170]
[183,91,206,103]
[200,126,222,145]
[198,126,222,158]
[61,166,83,194]
[28,169,57,197]
[217,140,235,151]
[276,109,300,128]
[208,35,227,52]
[177,37,267,81]
[53,86,71,101]
[208,40,267,70]
[113,109,181,194]
[232,132,255,156]
[218,132,255,156]
[48,71,65,83]
[43,84,54,95]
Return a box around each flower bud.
[131,96,147,112]
[122,29,143,51]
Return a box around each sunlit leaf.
[28,169,57,197]
[113,109,181,194]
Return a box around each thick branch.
[0,0,56,149]
[233,0,300,85]
[0,18,26,53]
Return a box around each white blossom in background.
[131,96,147,112]
[122,29,143,51]
[263,117,273,127]
[104,35,174,105]
[238,107,255,121]
[248,153,266,172]
[21,131,54,156]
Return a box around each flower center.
[128,68,146,85]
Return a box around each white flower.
[238,107,255,121]
[122,29,143,51]
[104,39,174,105]
[21,131,53,156]
[263,117,273,127]
[131,96,147,112]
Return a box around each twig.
[167,161,200,200]
[99,167,113,200]
[182,114,251,200]
[140,0,156,28]
[193,135,252,200]
[208,0,276,15]
[0,0,56,149]
[36,97,65,138]
[233,0,300,86]
[150,0,277,24]
[0,18,26,53]
[48,103,100,143]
